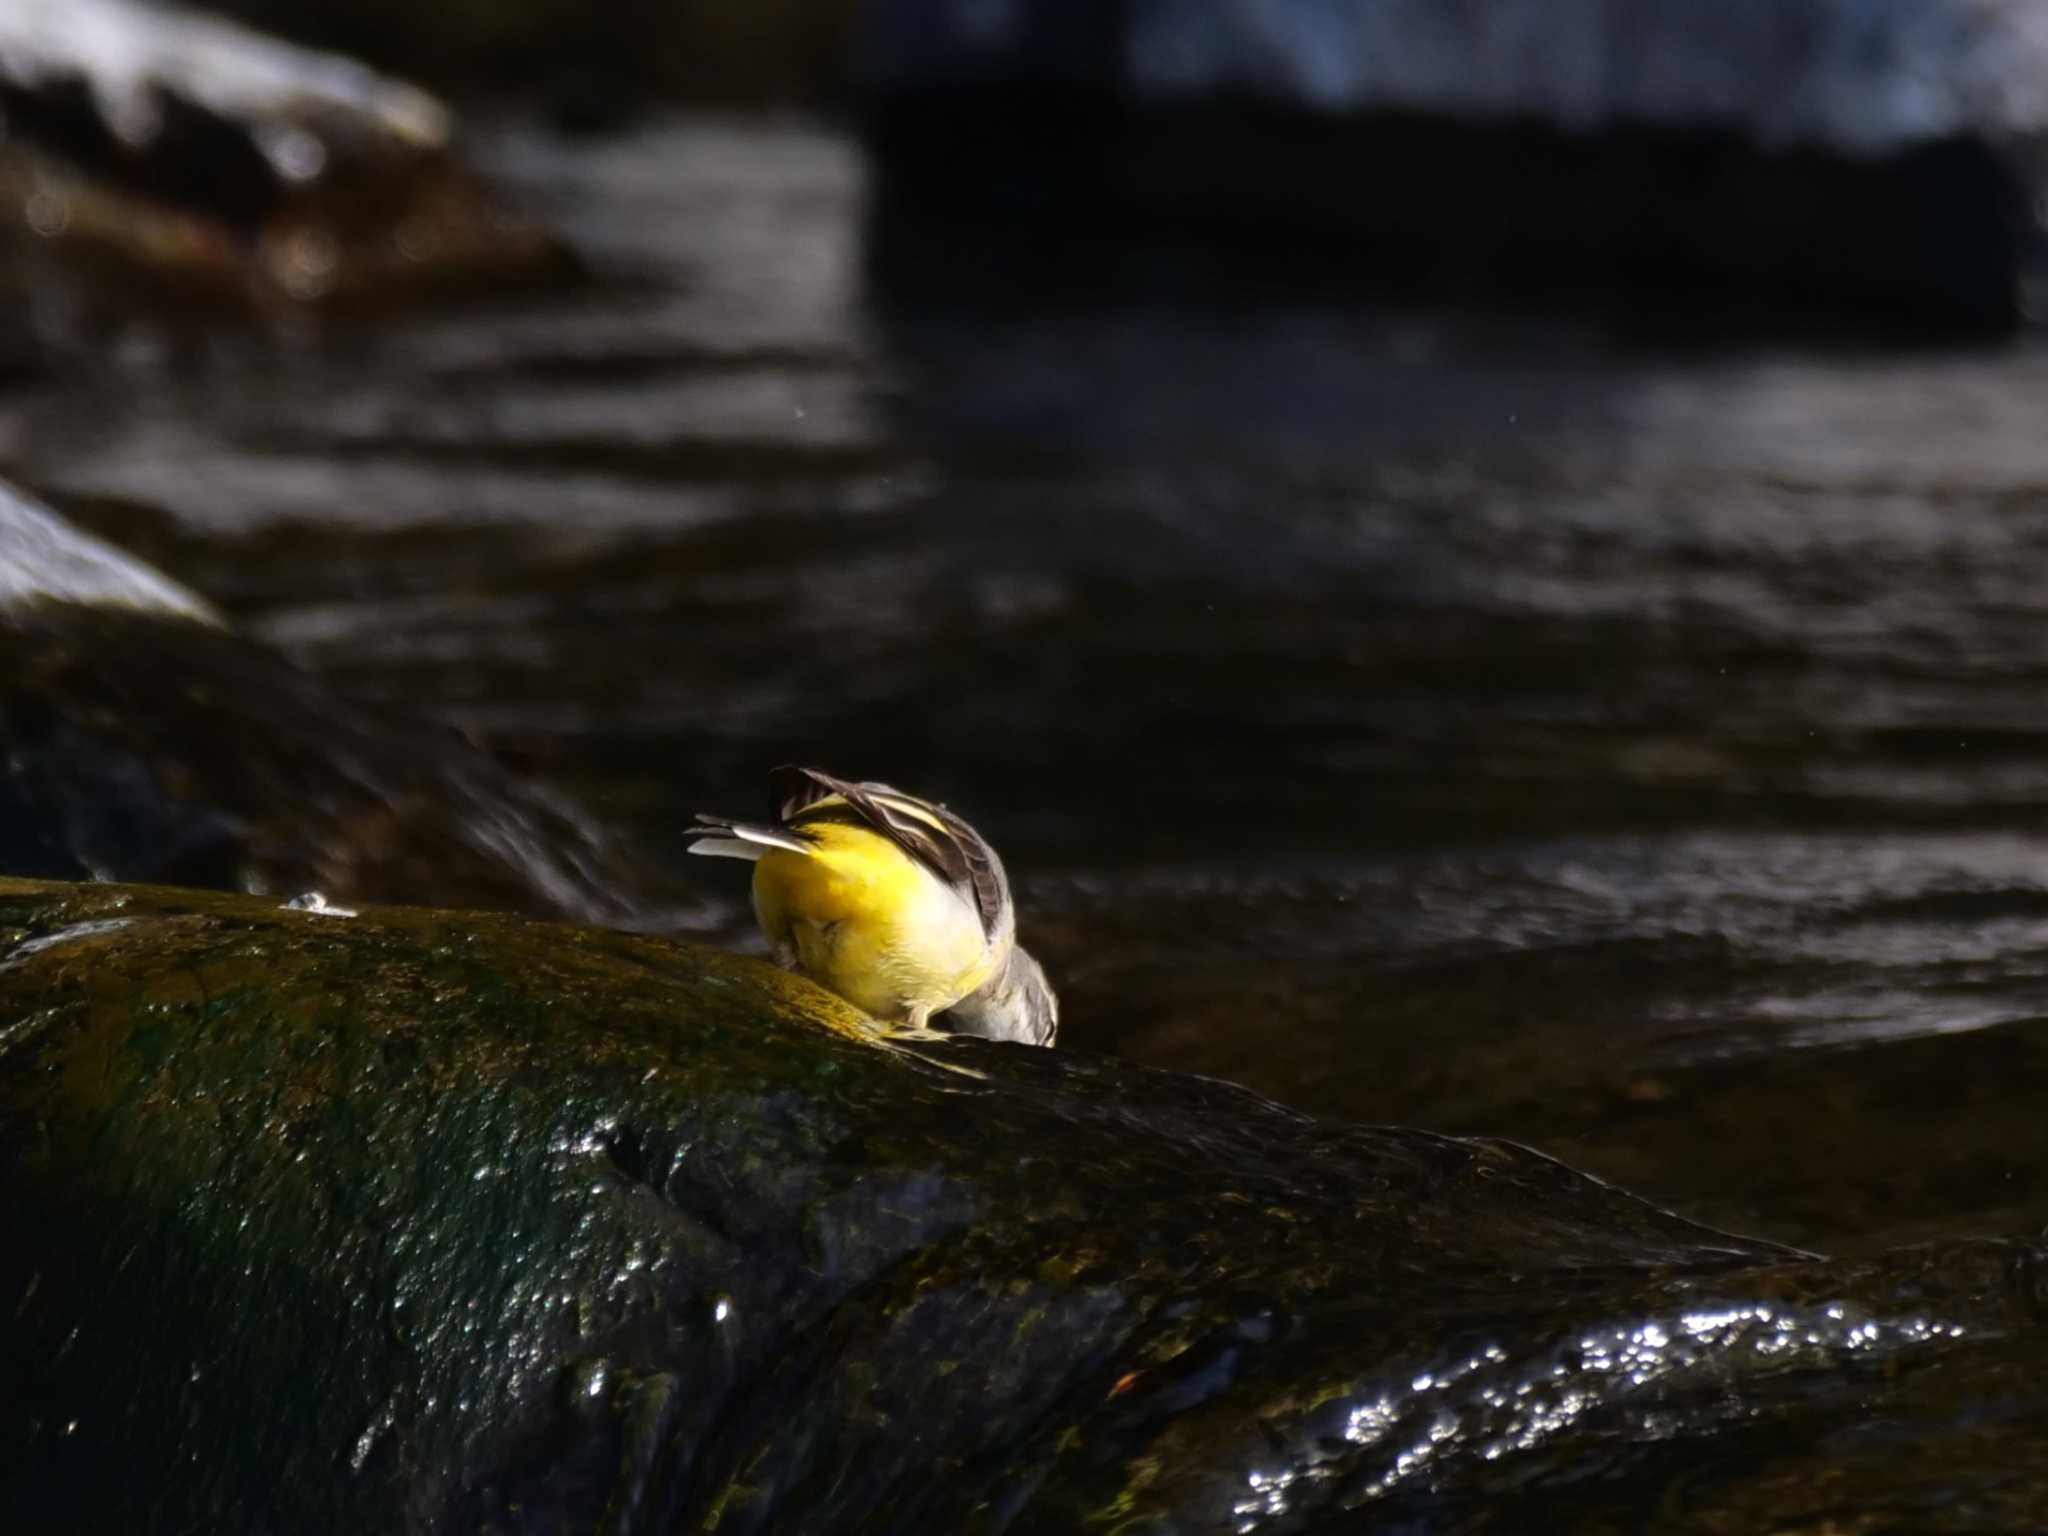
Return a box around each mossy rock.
[2,877,2044,1532]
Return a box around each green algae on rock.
[2,877,2045,1533]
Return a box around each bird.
[687,766,1058,1046]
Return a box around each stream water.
[5,117,2047,1259]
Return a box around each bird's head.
[943,944,1058,1047]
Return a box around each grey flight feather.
[685,813,815,859]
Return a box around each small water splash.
[0,478,221,623]
[283,891,358,918]
[0,917,136,972]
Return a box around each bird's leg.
[882,1002,954,1044]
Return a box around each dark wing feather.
[766,765,1008,937]
[917,799,1006,937]
[767,764,843,823]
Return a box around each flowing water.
[5,118,2048,1258]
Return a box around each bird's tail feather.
[686,814,814,861]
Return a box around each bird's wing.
[768,765,1009,939]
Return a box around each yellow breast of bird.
[750,821,1000,1021]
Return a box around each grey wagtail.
[687,766,1059,1046]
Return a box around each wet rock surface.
[0,0,566,341]
[2,875,2044,1534]
[0,602,649,922]
[0,480,648,925]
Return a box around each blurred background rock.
[9,0,2046,326]
[196,0,861,119]
[172,0,2048,326]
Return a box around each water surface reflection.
[5,118,2047,1253]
